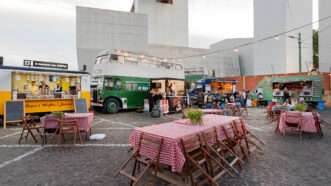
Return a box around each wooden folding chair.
[57,119,82,144]
[180,134,220,186]
[283,112,303,140]
[201,127,244,176]
[312,111,323,137]
[231,119,264,155]
[18,116,43,144]
[116,133,164,186]
[221,123,248,161]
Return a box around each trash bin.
[317,101,325,111]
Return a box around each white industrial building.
[133,0,189,47]
[76,7,148,72]
[76,1,241,78]
[209,38,255,76]
[319,0,331,72]
[254,0,313,75]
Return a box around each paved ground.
[0,108,331,186]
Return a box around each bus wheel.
[104,99,120,113]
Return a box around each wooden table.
[129,114,243,173]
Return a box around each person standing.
[283,87,291,104]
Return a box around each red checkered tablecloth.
[129,114,243,172]
[278,112,319,134]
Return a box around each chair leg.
[18,128,26,144]
[130,160,138,186]
[77,129,83,144]
[73,129,77,145]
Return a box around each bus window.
[95,55,109,64]
[126,83,138,91]
[104,78,122,90]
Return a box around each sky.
[0,0,317,69]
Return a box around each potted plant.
[51,111,64,118]
[186,109,203,125]
[294,103,307,112]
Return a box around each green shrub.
[51,111,64,118]
[186,109,203,125]
[294,103,307,112]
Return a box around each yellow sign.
[223,83,233,92]
[25,99,74,113]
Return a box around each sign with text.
[25,99,74,113]
[23,59,68,69]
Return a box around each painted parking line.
[245,124,263,131]
[0,131,21,139]
[0,144,131,148]
[0,147,43,169]
[94,127,132,130]
[97,117,136,128]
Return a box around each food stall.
[271,75,322,104]
[150,78,185,113]
[0,65,90,116]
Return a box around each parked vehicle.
[91,50,184,113]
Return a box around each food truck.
[188,78,237,106]
[271,75,323,103]
[0,63,91,117]
[91,50,184,113]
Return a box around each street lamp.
[288,32,302,73]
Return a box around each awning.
[271,75,321,83]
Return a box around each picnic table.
[278,111,319,134]
[129,114,243,172]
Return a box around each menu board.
[74,98,88,113]
[4,100,25,128]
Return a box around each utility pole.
[298,32,302,73]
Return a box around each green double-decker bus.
[91,50,184,113]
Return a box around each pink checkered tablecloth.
[129,114,243,172]
[278,112,318,134]
[40,112,94,132]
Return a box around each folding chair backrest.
[181,134,202,154]
[201,127,218,145]
[232,119,247,137]
[285,111,302,124]
[312,112,319,123]
[221,123,235,140]
[138,133,164,161]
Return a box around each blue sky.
[0,0,316,69]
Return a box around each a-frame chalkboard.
[74,98,88,113]
[4,100,25,128]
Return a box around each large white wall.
[210,38,254,76]
[319,0,331,72]
[76,6,148,72]
[285,0,313,73]
[147,44,241,78]
[134,0,189,47]
[254,0,312,75]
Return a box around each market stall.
[0,65,90,117]
[150,78,185,113]
[271,75,322,104]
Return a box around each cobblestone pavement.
[0,108,331,186]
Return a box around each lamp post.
[288,32,302,73]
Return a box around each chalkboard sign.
[4,100,25,128]
[74,98,88,113]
